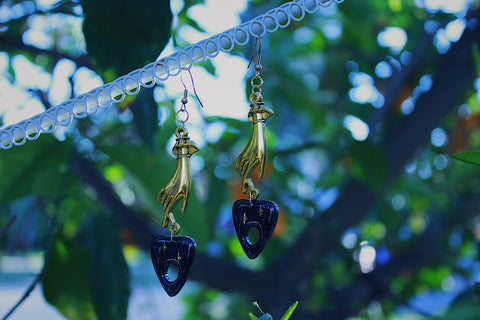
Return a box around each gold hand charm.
[236,36,273,200]
[235,102,273,199]
[157,126,199,234]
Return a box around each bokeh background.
[1,0,480,319]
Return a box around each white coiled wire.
[0,0,343,149]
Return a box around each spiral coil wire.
[0,0,343,149]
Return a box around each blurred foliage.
[82,0,172,81]
[249,301,299,320]
[43,233,96,320]
[82,0,172,148]
[87,212,130,320]
[1,0,480,319]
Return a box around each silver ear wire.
[248,37,262,69]
[180,68,204,109]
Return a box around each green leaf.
[473,282,480,295]
[82,0,172,81]
[130,88,158,150]
[437,302,480,320]
[450,151,480,166]
[280,301,299,320]
[388,0,402,12]
[349,141,387,188]
[472,43,480,77]
[204,174,227,236]
[249,312,259,320]
[0,135,70,204]
[177,13,206,33]
[251,301,265,316]
[88,213,130,320]
[57,197,91,238]
[200,59,217,76]
[42,233,96,320]
[184,0,205,7]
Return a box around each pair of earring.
[151,38,279,297]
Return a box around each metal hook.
[180,68,204,108]
[247,37,262,69]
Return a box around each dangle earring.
[151,79,199,297]
[233,38,279,259]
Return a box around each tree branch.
[1,261,45,320]
[367,31,432,137]
[70,154,156,248]
[367,15,456,137]
[0,215,16,239]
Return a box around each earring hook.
[248,37,262,69]
[180,68,204,109]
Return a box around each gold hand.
[235,104,273,199]
[157,127,199,234]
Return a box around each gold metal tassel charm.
[157,126,199,234]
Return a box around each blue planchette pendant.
[151,236,196,297]
[232,199,279,259]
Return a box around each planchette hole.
[247,226,260,245]
[165,262,180,282]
